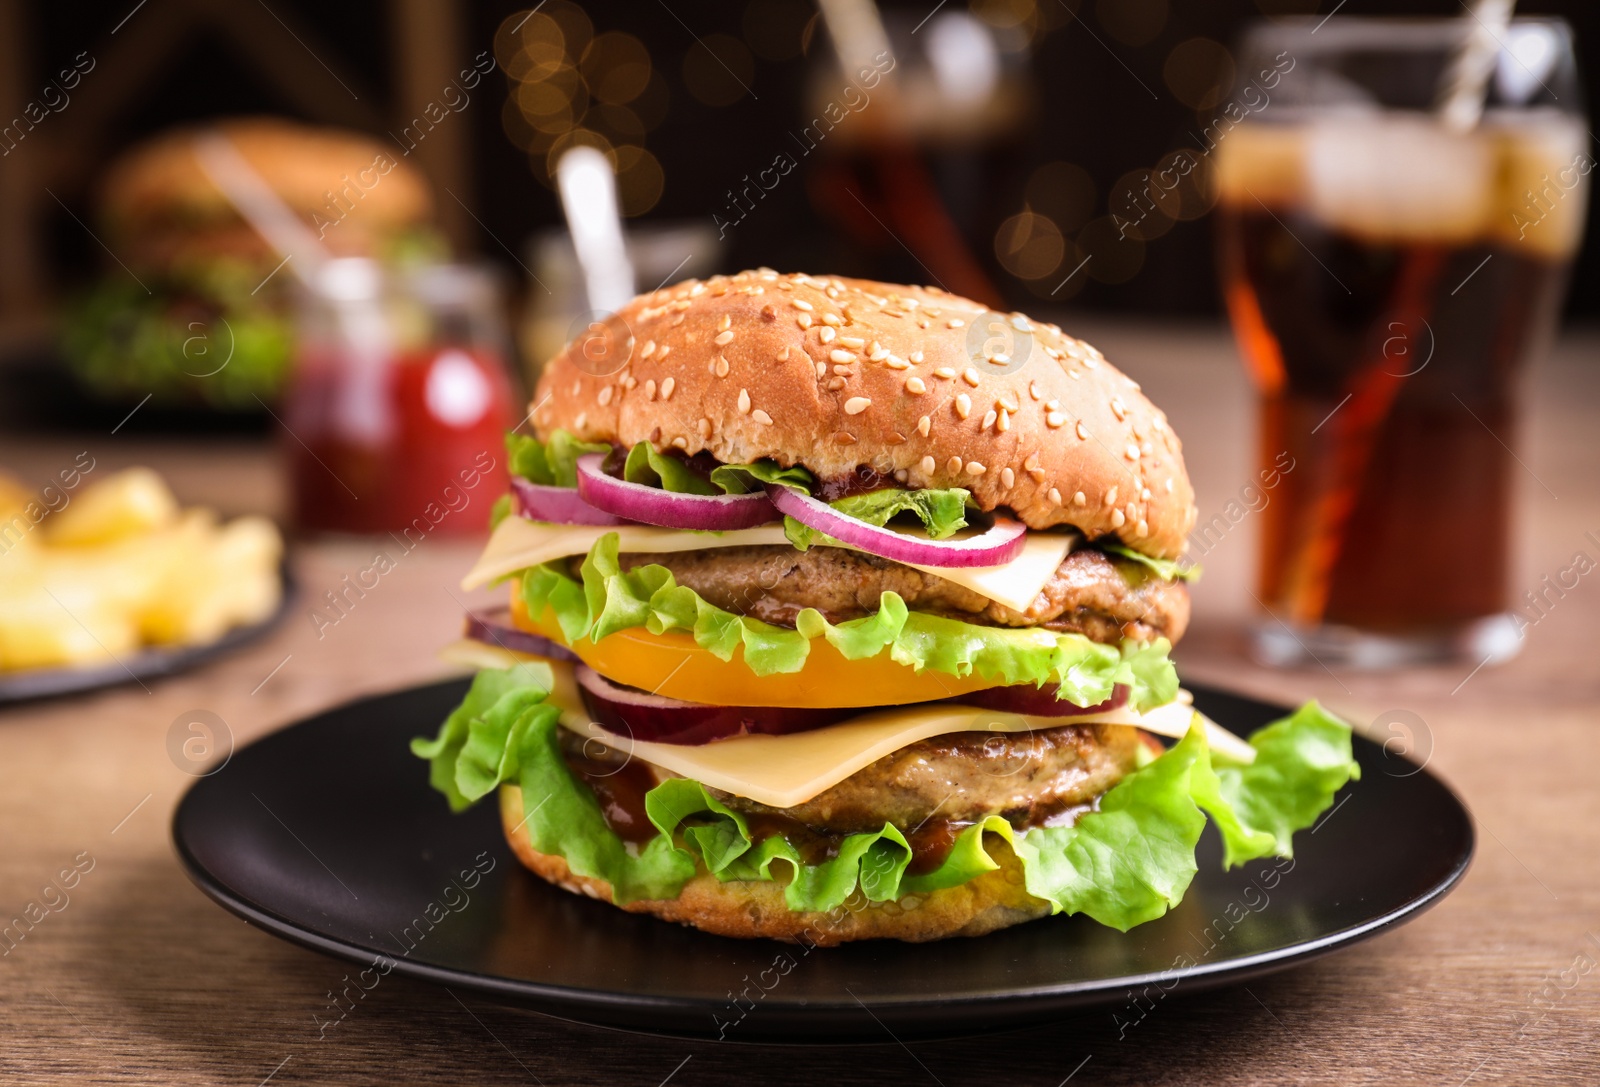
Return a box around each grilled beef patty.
[610,545,1188,645]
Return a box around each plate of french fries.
[0,464,287,701]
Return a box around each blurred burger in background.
[63,117,442,411]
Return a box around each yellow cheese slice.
[440,642,1254,807]
[461,515,1072,614]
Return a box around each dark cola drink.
[1214,111,1589,663]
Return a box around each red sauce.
[816,466,895,501]
[906,819,974,876]
[563,751,660,844]
[284,345,513,534]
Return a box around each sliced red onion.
[958,683,1129,717]
[575,453,779,530]
[510,476,625,526]
[575,665,849,745]
[465,609,580,662]
[766,484,1027,568]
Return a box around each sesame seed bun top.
[100,117,434,263]
[532,270,1197,560]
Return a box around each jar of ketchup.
[283,259,514,535]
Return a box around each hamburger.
[63,117,440,410]
[414,270,1358,944]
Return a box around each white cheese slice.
[461,515,1072,614]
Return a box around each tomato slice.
[508,589,1005,709]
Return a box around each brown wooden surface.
[2,323,1597,1086]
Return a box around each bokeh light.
[1147,148,1218,221]
[1024,162,1097,234]
[1109,168,1175,242]
[582,32,652,105]
[1096,0,1168,48]
[683,34,755,108]
[994,211,1065,281]
[614,145,665,216]
[1163,37,1234,112]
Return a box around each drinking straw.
[555,146,635,316]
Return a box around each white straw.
[555,147,634,316]
[1436,0,1516,132]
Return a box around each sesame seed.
[622,374,637,389]
[982,409,998,430]
[641,340,657,358]
[947,456,963,473]
[657,345,671,359]
[1001,467,1015,488]
[1073,491,1087,507]
[815,362,827,379]
[598,386,613,405]
[1048,487,1062,505]
[1023,453,1040,470]
[844,396,872,415]
[832,364,854,376]
[1029,381,1042,401]
[1125,444,1141,461]
[1045,399,1060,411]
[1076,422,1090,440]
[886,355,910,370]
[916,415,931,436]
[1136,520,1149,537]
[672,436,688,449]
[955,394,972,419]
[910,350,925,363]
[948,318,965,328]
[1111,397,1127,421]
[717,314,731,332]
[761,304,776,320]
[797,314,813,329]
[575,411,587,429]
[999,395,1020,413]
[905,376,926,394]
[933,367,956,380]
[826,377,847,391]
[1165,478,1175,494]
[1046,411,1066,428]
[821,312,842,327]
[986,353,1009,365]
[894,468,909,482]
[966,461,986,477]
[1107,487,1119,505]
[699,417,712,438]
[868,342,888,361]
[997,409,1010,432]
[1111,509,1126,528]
[714,330,735,346]
[1141,487,1152,500]
[660,377,675,400]
[920,455,936,473]
[644,378,657,400]
[833,431,856,445]
[1083,354,1099,369]
[737,388,751,413]
[777,345,791,361]
[792,299,813,311]
[819,327,837,344]
[1028,467,1047,482]
[752,409,773,425]
[830,349,856,364]
[1126,503,1138,521]
[962,367,981,386]
[838,336,865,350]
[571,380,581,396]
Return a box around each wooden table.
[2,323,1597,1086]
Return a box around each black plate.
[0,567,293,705]
[172,679,1473,1042]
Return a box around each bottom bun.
[499,785,1052,945]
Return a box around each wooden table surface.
[2,322,1597,1086]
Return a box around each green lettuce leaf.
[506,430,610,488]
[784,487,972,550]
[622,441,719,495]
[707,459,815,495]
[1098,541,1201,583]
[521,532,1177,708]
[413,668,1360,928]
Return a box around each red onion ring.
[957,683,1129,717]
[575,664,849,745]
[510,476,625,526]
[575,453,780,530]
[464,609,581,662]
[765,484,1027,568]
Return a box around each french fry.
[45,466,179,547]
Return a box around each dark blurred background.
[4,0,1594,362]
